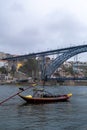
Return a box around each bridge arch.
[45,45,87,77]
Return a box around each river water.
[0,85,87,130]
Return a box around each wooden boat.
[18,90,72,104]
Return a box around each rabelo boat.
[18,87,72,104]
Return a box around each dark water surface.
[0,85,87,130]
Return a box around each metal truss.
[2,44,87,80]
[45,45,87,78]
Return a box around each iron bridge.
[2,44,87,80]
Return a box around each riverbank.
[0,80,87,86]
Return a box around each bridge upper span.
[2,44,87,61]
[2,44,87,80]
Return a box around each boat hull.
[19,94,71,104]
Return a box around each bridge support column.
[41,56,46,80]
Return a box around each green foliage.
[64,66,74,75]
[0,66,8,74]
[19,58,38,76]
[68,67,74,75]
[10,64,16,76]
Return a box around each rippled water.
[0,85,87,130]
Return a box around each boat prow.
[67,93,72,97]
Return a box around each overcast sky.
[0,0,87,56]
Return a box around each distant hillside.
[0,52,13,59]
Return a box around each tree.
[19,58,38,77]
[0,66,8,74]
[10,64,16,77]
